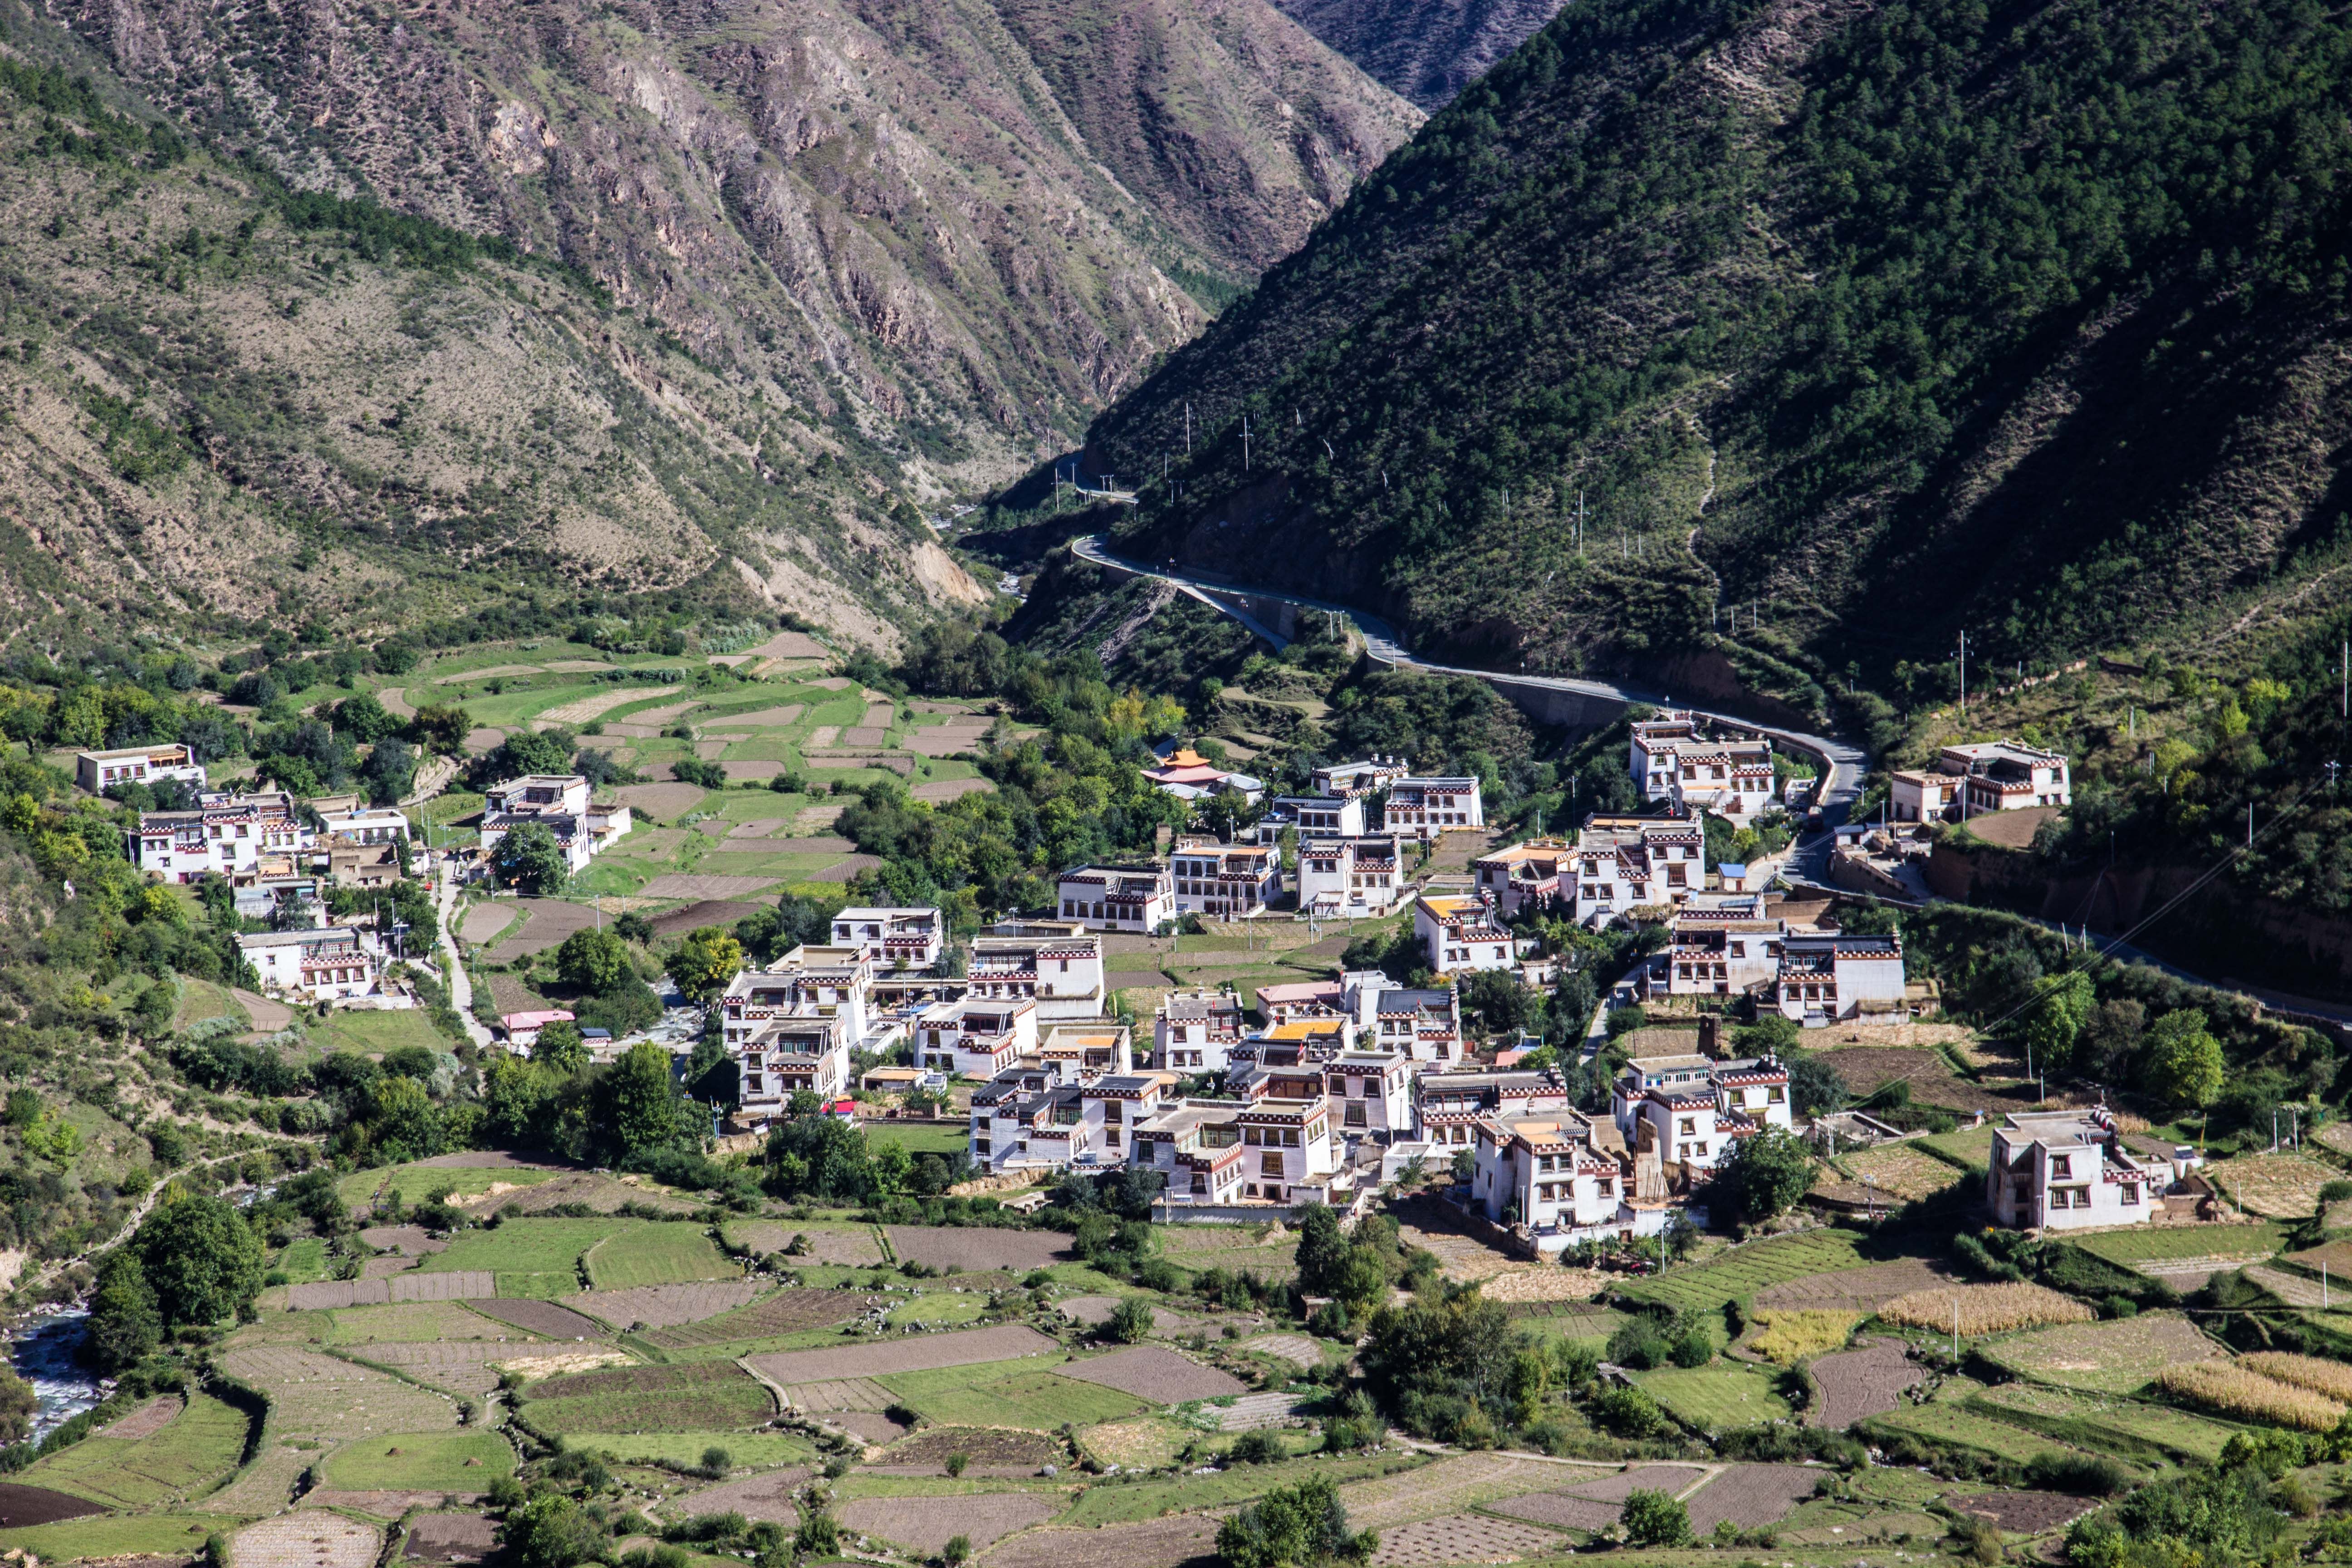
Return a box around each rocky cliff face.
[42,0,1419,494]
[1269,0,1565,109]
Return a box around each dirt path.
[436,883,496,1050]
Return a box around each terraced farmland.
[1616,1229,1870,1313]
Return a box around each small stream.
[10,1310,103,1444]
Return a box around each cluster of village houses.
[91,711,2114,1243]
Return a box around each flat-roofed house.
[133,790,310,882]
[1152,987,1245,1073]
[1609,1053,1792,1172]
[1343,975,1463,1062]
[1323,1052,1413,1140]
[1769,932,1906,1023]
[916,996,1041,1078]
[1987,1108,2152,1230]
[1629,711,1779,825]
[1297,835,1404,917]
[1665,894,1785,997]
[1057,864,1174,933]
[79,744,205,796]
[1169,837,1282,918]
[1467,1109,1629,1245]
[829,906,945,970]
[1474,838,1576,919]
[967,929,1106,1020]
[1413,893,1516,975]
[237,926,385,1001]
[1566,812,1707,928]
[1382,777,1484,842]
[1416,1068,1574,1149]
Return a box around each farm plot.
[234,1513,382,1568]
[419,1217,622,1294]
[520,1361,776,1435]
[1369,1515,1568,1566]
[1616,1229,1869,1313]
[887,1227,1070,1273]
[18,1393,249,1509]
[355,1343,556,1400]
[1881,1282,2091,1336]
[1984,1312,2225,1393]
[887,1367,1144,1431]
[877,1427,1065,1473]
[2071,1221,2289,1264]
[1635,1365,1792,1431]
[980,1515,1221,1568]
[220,1348,458,1440]
[838,1493,1059,1555]
[403,1514,498,1564]
[646,1288,870,1348]
[566,1280,763,1331]
[1059,1453,1415,1528]
[1211,1392,1312,1431]
[1864,1401,2076,1460]
[483,1171,699,1221]
[782,1378,894,1413]
[673,1468,815,1524]
[1953,1492,2102,1533]
[583,1227,740,1289]
[1827,1146,1966,1201]
[1340,1454,1582,1530]
[1681,1466,1824,1533]
[360,1225,446,1257]
[1815,1047,2038,1115]
[322,1431,516,1492]
[468,1299,608,1339]
[1056,1346,1246,1403]
[1808,1338,1925,1429]
[2206,1153,2337,1219]
[325,1302,533,1347]
[745,1324,1056,1385]
[725,1220,885,1266]
[1971,1382,2239,1463]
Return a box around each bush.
[2024,1453,2134,1496]
[1229,1430,1284,1465]
[1588,1383,1667,1438]
[1106,1296,1156,1343]
[1621,1489,1691,1546]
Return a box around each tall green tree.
[556,927,632,994]
[490,821,569,896]
[665,926,743,1002]
[1710,1127,1815,1224]
[599,1041,689,1160]
[2022,970,2096,1074]
[1215,1473,1373,1568]
[2145,1010,2226,1127]
[85,1250,162,1370]
[136,1196,265,1326]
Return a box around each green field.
[1615,1229,1869,1312]
[322,1430,517,1490]
[1057,1453,1421,1527]
[2070,1222,2289,1263]
[872,1356,1075,1404]
[338,1161,568,1208]
[1863,1400,2082,1461]
[564,1431,820,1469]
[584,1225,739,1288]
[888,1367,1145,1431]
[19,1396,251,1509]
[1915,1125,1996,1171]
[1981,1312,2223,1394]
[1970,1382,2242,1464]
[1634,1364,1792,1432]
[885,1293,990,1328]
[0,1515,246,1561]
[274,1239,329,1284]
[522,1362,777,1436]
[420,1217,627,1285]
[309,1009,454,1058]
[866,1123,969,1158]
[172,978,250,1032]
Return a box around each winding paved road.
[1072,535,1867,854]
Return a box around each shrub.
[1588,1383,1668,1437]
[1878,1282,2093,1336]
[1230,1430,1284,1465]
[944,1453,968,1478]
[1621,1489,1691,1547]
[1106,1296,1156,1344]
[2157,1362,2345,1430]
[2024,1453,2134,1495]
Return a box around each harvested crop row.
[1749,1309,1859,1365]
[2156,1362,2345,1430]
[2241,1352,2352,1402]
[1879,1282,2092,1336]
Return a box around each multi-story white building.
[1036,1021,1134,1078]
[720,946,878,1105]
[1262,793,1370,841]
[1768,932,1907,1023]
[1323,1052,1414,1141]
[1297,835,1404,917]
[1153,987,1245,1073]
[1567,813,1707,927]
[1609,1053,1791,1171]
[133,791,311,882]
[1664,894,1785,998]
[1629,712,1779,825]
[1382,777,1484,842]
[1127,1100,1251,1202]
[1343,974,1464,1062]
[1987,1109,2153,1230]
[736,1016,853,1119]
[1169,837,1282,919]
[968,1063,1171,1176]
[1473,838,1576,919]
[317,805,411,847]
[1466,1110,1628,1246]
[79,744,206,796]
[1416,1068,1575,1151]
[1056,864,1175,932]
[829,907,944,970]
[915,996,1041,1078]
[1413,894,1517,975]
[1313,758,1410,798]
[1255,980,1345,1026]
[478,774,631,874]
[1943,741,2073,816]
[967,927,1106,1020]
[237,926,386,1001]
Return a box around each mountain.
[42,0,1419,497]
[1081,0,2352,698]
[1269,0,1566,110]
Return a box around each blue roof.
[1719,862,1749,876]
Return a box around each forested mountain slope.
[1085,0,2352,690]
[1270,0,1567,109]
[41,0,1418,494]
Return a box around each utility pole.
[1243,416,1251,472]
[1576,489,1585,558]
[1958,629,1969,712]
[1185,401,1192,455]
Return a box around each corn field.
[1878,1282,2095,1336]
[1749,1309,1861,1365]
[2240,1352,2352,1402]
[2156,1362,2346,1430]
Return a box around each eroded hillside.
[1270,0,1567,109]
